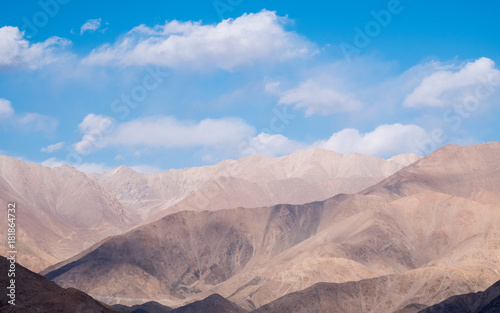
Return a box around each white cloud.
[0,26,70,70]
[41,157,66,168]
[42,157,161,174]
[241,133,305,157]
[0,98,14,118]
[130,165,163,174]
[83,10,316,70]
[17,113,58,133]
[270,80,363,116]
[404,57,500,107]
[313,123,428,157]
[80,18,102,35]
[73,114,255,153]
[41,142,65,153]
[42,157,113,173]
[0,99,58,133]
[73,114,115,154]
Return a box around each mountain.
[417,280,500,313]
[43,143,500,312]
[0,149,418,272]
[90,149,421,222]
[113,301,172,313]
[113,294,247,313]
[169,294,247,313]
[0,155,135,272]
[253,269,494,313]
[0,256,126,313]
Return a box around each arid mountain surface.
[0,149,417,273]
[0,156,133,272]
[43,143,500,312]
[90,149,421,222]
[0,256,125,313]
[418,279,500,313]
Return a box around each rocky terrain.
[0,156,134,272]
[0,256,125,313]
[0,149,417,273]
[42,143,500,312]
[90,148,421,223]
[418,280,500,313]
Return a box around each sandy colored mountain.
[0,155,134,272]
[0,256,126,313]
[90,148,421,222]
[44,143,500,312]
[0,150,418,273]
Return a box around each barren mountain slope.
[91,149,421,221]
[417,280,500,313]
[0,256,126,313]
[44,143,500,311]
[253,268,496,313]
[0,155,134,272]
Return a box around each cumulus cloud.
[83,10,316,70]
[42,157,114,173]
[241,133,305,157]
[269,80,363,116]
[73,114,255,154]
[0,98,14,118]
[404,57,500,107]
[80,18,102,35]
[129,165,163,174]
[42,156,162,174]
[313,123,428,157]
[73,114,115,154]
[0,26,70,70]
[0,99,58,133]
[41,142,65,153]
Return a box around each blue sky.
[1,0,499,173]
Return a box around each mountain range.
[39,143,500,312]
[0,149,418,272]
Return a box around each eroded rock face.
[0,256,125,313]
[0,155,133,272]
[417,280,500,313]
[44,143,500,312]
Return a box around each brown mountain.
[417,280,500,313]
[169,294,248,313]
[0,155,134,272]
[90,149,421,223]
[0,149,418,273]
[113,301,172,313]
[0,256,125,313]
[43,143,500,312]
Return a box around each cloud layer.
[73,114,256,154]
[404,57,500,107]
[83,10,316,70]
[80,18,102,35]
[269,80,363,116]
[0,26,70,70]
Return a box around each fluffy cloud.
[41,157,113,173]
[241,133,305,157]
[0,26,70,70]
[83,10,316,70]
[269,80,363,116]
[73,114,255,154]
[42,156,163,174]
[73,114,115,154]
[0,98,14,118]
[80,18,102,35]
[313,123,428,157]
[404,57,500,107]
[41,142,65,153]
[0,99,58,133]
